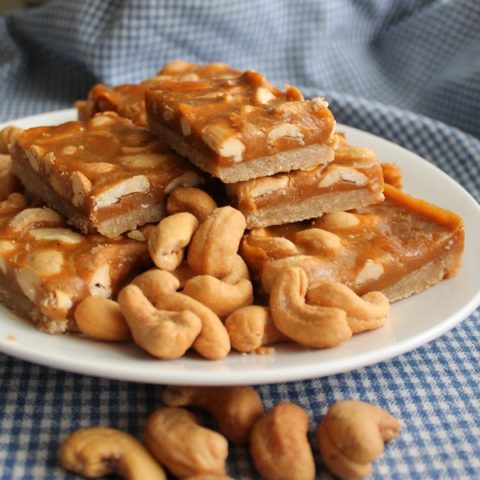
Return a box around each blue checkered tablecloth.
[0,1,479,479]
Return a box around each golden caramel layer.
[241,186,464,298]
[10,113,203,236]
[145,70,335,169]
[0,193,149,329]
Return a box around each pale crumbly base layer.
[243,189,385,229]
[382,248,462,302]
[0,280,75,334]
[148,118,334,183]
[12,154,163,238]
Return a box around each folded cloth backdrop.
[0,1,479,479]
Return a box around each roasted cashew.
[220,254,251,284]
[245,233,299,259]
[188,206,246,278]
[148,212,199,271]
[183,275,253,318]
[60,426,166,480]
[307,279,390,333]
[161,385,263,445]
[0,125,23,154]
[260,255,331,294]
[316,400,401,480]
[292,228,342,254]
[144,407,228,478]
[225,305,287,353]
[250,402,315,480]
[167,186,218,222]
[131,269,230,359]
[269,267,352,348]
[118,285,202,359]
[74,296,131,341]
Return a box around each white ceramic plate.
[1,109,480,385]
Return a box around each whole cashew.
[0,125,23,154]
[250,402,315,480]
[316,400,401,480]
[307,279,390,333]
[225,305,287,353]
[161,385,263,445]
[183,275,253,318]
[292,228,342,254]
[118,285,202,359]
[144,407,228,478]
[188,206,246,278]
[60,427,166,480]
[74,296,131,342]
[148,212,199,271]
[167,186,218,222]
[244,233,299,259]
[131,269,230,359]
[269,267,352,348]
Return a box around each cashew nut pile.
[60,387,401,480]
[70,185,391,360]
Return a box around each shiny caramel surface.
[81,61,241,126]
[0,194,148,321]
[145,70,335,165]
[241,186,464,294]
[11,113,201,218]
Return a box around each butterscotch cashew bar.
[77,61,241,126]
[145,69,335,183]
[241,184,464,302]
[226,134,384,228]
[9,112,203,238]
[0,193,149,334]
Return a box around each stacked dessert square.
[0,60,464,357]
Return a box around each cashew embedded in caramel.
[269,267,352,348]
[250,402,315,480]
[144,407,228,478]
[316,400,401,480]
[161,385,263,445]
[118,285,202,360]
[0,125,23,154]
[307,279,390,333]
[225,305,287,353]
[60,426,166,480]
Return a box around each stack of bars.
[0,60,464,345]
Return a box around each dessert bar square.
[226,134,384,228]
[145,70,335,183]
[0,193,149,333]
[10,112,203,238]
[241,184,464,302]
[77,61,241,127]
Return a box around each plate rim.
[1,108,480,385]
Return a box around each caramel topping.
[0,194,148,321]
[145,70,335,165]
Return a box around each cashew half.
[307,279,390,333]
[161,385,263,445]
[74,296,131,342]
[60,427,166,480]
[183,275,253,318]
[188,206,246,278]
[118,285,202,359]
[250,402,315,480]
[269,267,352,348]
[131,269,230,360]
[225,305,287,353]
[148,212,199,271]
[316,400,401,480]
[167,186,218,222]
[144,407,228,478]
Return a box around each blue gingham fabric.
[0,1,479,479]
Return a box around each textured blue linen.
[0,1,479,478]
